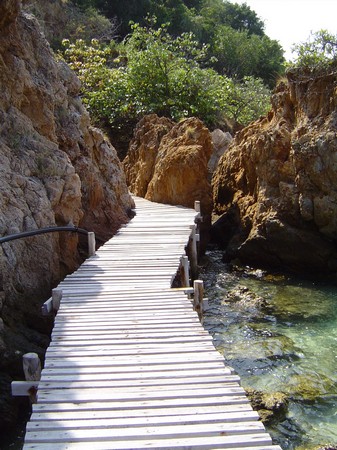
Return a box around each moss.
[246,388,288,424]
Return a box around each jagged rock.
[145,117,213,216]
[123,114,174,197]
[246,388,288,424]
[208,129,232,175]
[212,67,337,277]
[0,3,133,432]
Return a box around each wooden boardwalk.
[23,197,282,449]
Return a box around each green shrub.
[62,22,271,130]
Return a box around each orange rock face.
[146,118,213,216]
[124,115,213,219]
[123,115,175,197]
[212,67,337,277]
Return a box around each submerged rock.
[246,388,288,424]
[285,373,337,402]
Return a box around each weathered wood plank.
[25,420,266,442]
[26,410,259,430]
[37,375,241,389]
[30,402,254,421]
[24,433,273,448]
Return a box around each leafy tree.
[221,76,271,125]
[67,0,285,86]
[62,22,271,132]
[211,25,284,87]
[291,30,337,68]
[219,1,265,36]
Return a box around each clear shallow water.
[200,250,337,450]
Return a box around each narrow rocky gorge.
[1,0,337,443]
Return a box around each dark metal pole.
[0,226,89,244]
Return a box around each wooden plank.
[33,394,250,412]
[24,433,273,448]
[24,442,282,450]
[37,375,241,389]
[30,403,254,421]
[25,421,266,442]
[26,410,259,430]
[36,387,247,405]
[11,381,39,396]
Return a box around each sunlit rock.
[212,68,337,277]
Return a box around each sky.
[236,0,337,60]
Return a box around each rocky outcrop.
[146,118,213,215]
[124,115,213,218]
[123,115,175,197]
[212,66,337,277]
[0,0,133,433]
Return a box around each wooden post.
[180,255,190,288]
[52,288,62,312]
[193,279,204,322]
[88,231,96,256]
[23,353,41,381]
[190,224,198,280]
[23,353,41,403]
[194,200,201,215]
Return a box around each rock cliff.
[124,115,213,219]
[212,66,337,277]
[0,0,133,433]
[123,115,175,198]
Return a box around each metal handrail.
[0,226,89,244]
[0,226,96,256]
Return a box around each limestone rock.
[212,67,337,277]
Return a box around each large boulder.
[123,114,174,197]
[146,117,213,218]
[0,2,133,432]
[212,66,337,277]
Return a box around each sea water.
[200,250,337,450]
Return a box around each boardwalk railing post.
[52,288,62,312]
[194,200,201,217]
[190,224,198,280]
[23,353,41,382]
[88,231,96,256]
[180,255,190,287]
[23,352,41,403]
[193,279,204,322]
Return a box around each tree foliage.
[68,0,285,87]
[62,23,271,130]
[291,30,337,68]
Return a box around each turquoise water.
[200,250,337,450]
